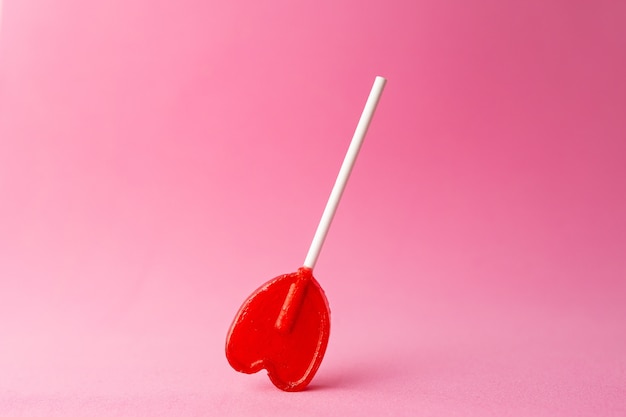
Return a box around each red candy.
[225,267,330,391]
[225,76,385,392]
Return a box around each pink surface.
[1,0,625,415]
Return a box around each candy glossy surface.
[226,267,330,391]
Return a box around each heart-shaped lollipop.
[226,76,387,391]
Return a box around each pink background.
[1,0,625,415]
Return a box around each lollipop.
[226,76,387,391]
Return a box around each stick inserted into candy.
[226,76,387,391]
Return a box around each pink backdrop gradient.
[1,0,625,415]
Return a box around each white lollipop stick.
[303,76,387,270]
